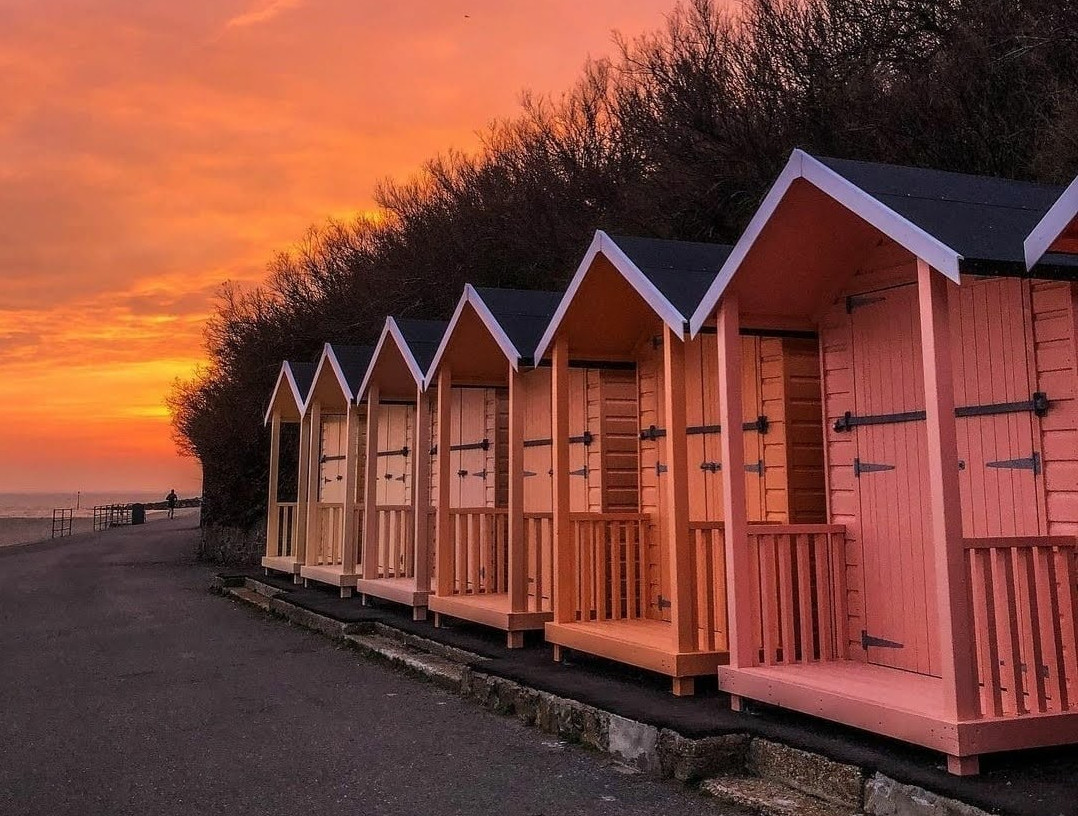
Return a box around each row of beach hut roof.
[261,148,1078,775]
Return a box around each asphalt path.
[0,517,734,815]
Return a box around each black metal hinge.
[523,470,538,478]
[861,630,904,650]
[956,392,1050,419]
[452,439,490,453]
[569,466,588,478]
[987,451,1041,475]
[834,410,925,432]
[657,595,671,610]
[745,460,765,475]
[700,461,721,473]
[640,425,665,441]
[854,458,895,477]
[656,462,668,475]
[471,469,489,479]
[524,438,552,448]
[569,431,594,446]
[382,473,406,482]
[376,446,410,458]
[320,454,347,463]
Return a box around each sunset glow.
[0,0,677,493]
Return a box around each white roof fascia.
[688,149,963,335]
[1024,175,1078,269]
[532,230,686,362]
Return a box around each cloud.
[224,0,306,30]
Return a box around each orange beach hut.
[263,360,317,579]
[354,317,447,620]
[299,343,374,596]
[690,149,1078,773]
[424,285,562,648]
[533,232,826,695]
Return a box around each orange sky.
[0,0,679,494]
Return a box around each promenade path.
[0,517,732,816]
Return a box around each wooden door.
[376,405,413,506]
[318,415,347,503]
[741,337,768,522]
[522,369,553,513]
[951,278,1045,538]
[456,388,490,508]
[849,285,940,676]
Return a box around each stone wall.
[197,519,265,567]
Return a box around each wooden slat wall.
[1033,281,1078,534]
[599,369,639,512]
[779,338,827,523]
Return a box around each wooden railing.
[966,536,1078,717]
[375,505,414,579]
[272,502,298,557]
[568,513,652,623]
[688,522,728,652]
[747,525,847,666]
[309,502,345,566]
[444,508,553,612]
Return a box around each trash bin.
[131,504,146,525]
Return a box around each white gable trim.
[423,285,520,388]
[302,343,352,413]
[355,317,427,403]
[532,230,686,362]
[263,362,309,425]
[689,149,964,335]
[1025,175,1078,269]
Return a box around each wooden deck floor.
[299,564,358,592]
[546,618,727,682]
[261,555,300,576]
[721,660,1078,761]
[428,592,552,636]
[355,575,431,611]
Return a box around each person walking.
[165,489,178,519]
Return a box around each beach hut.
[353,317,447,619]
[299,343,374,596]
[689,149,1078,773]
[532,232,826,695]
[424,285,564,648]
[263,360,317,579]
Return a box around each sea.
[0,491,174,519]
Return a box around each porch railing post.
[717,294,752,667]
[552,335,575,624]
[435,368,454,597]
[362,385,381,579]
[508,365,527,612]
[663,325,695,654]
[295,411,312,567]
[917,259,980,724]
[413,387,433,593]
[266,411,281,558]
[342,402,362,575]
[304,399,322,566]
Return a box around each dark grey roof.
[817,156,1066,267]
[395,318,448,375]
[287,361,316,401]
[472,287,563,363]
[326,344,375,397]
[608,235,734,318]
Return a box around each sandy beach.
[0,509,198,549]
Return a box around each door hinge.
[376,446,410,458]
[657,595,671,610]
[523,470,538,478]
[861,630,904,650]
[471,469,489,479]
[569,430,594,446]
[456,469,468,478]
[854,458,895,477]
[744,459,765,476]
[569,466,588,478]
[987,451,1041,475]
[640,425,665,441]
[746,415,770,434]
[655,462,668,475]
[700,461,721,473]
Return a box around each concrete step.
[344,632,465,689]
[702,776,859,816]
[229,587,272,612]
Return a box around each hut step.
[701,776,857,816]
